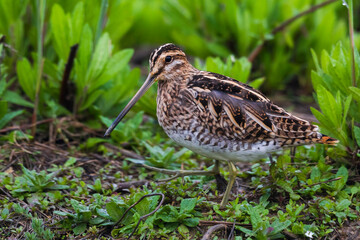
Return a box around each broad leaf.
[180,198,197,214]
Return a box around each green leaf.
[180,198,197,214]
[64,157,77,167]
[105,202,124,222]
[349,86,360,103]
[53,211,74,217]
[342,95,352,128]
[79,89,104,111]
[238,225,255,236]
[249,77,264,89]
[75,24,93,90]
[96,208,110,219]
[157,205,179,222]
[73,223,87,235]
[335,199,351,211]
[177,224,189,236]
[0,78,6,97]
[183,217,199,227]
[310,167,321,182]
[88,49,134,93]
[82,137,107,149]
[16,58,36,101]
[276,180,294,194]
[246,205,262,229]
[86,33,111,83]
[295,204,305,216]
[316,85,340,127]
[0,100,7,119]
[3,91,34,107]
[70,2,84,44]
[351,186,358,195]
[104,48,133,77]
[89,217,105,225]
[50,4,68,60]
[333,166,348,191]
[48,185,69,190]
[271,219,291,234]
[0,110,23,129]
[354,126,360,147]
[93,179,102,192]
[310,108,332,130]
[290,193,300,200]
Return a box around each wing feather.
[184,72,317,141]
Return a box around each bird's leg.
[268,153,274,165]
[268,153,277,181]
[220,161,237,208]
[213,159,220,174]
[290,147,296,163]
[213,160,227,193]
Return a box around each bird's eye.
[165,56,172,63]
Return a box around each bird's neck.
[157,65,198,96]
[156,65,198,123]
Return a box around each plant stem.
[95,0,108,44]
[347,0,356,86]
[59,44,79,111]
[32,0,46,137]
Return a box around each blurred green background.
[0,0,359,136]
[1,1,360,238]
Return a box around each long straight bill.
[104,74,155,136]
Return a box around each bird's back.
[156,70,337,162]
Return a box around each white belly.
[165,129,281,162]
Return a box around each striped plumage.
[105,43,338,207]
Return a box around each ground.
[0,112,359,239]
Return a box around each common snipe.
[105,43,338,207]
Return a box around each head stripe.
[150,43,183,68]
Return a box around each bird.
[104,43,338,207]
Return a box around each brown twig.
[113,193,165,240]
[248,0,337,62]
[307,177,342,187]
[201,224,227,240]
[248,42,265,63]
[59,44,79,111]
[119,148,145,160]
[227,220,236,240]
[199,220,252,228]
[0,118,58,133]
[114,180,148,192]
[34,141,69,155]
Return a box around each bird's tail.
[313,135,339,146]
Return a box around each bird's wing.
[183,72,318,142]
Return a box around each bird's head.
[148,43,189,82]
[104,43,188,136]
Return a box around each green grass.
[0,128,359,239]
[0,0,360,239]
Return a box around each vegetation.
[0,0,359,239]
